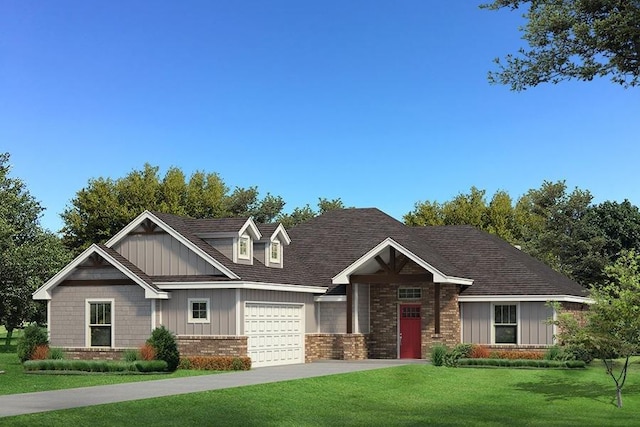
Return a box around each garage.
[244,302,305,367]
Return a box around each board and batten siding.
[461,301,555,345]
[160,289,237,335]
[520,302,554,345]
[114,234,222,276]
[50,283,151,348]
[461,302,492,344]
[205,238,233,260]
[317,285,369,334]
[240,289,317,333]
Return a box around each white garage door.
[245,302,304,367]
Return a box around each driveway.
[0,359,422,418]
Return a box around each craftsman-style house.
[34,208,589,367]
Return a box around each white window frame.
[188,298,210,324]
[85,298,115,348]
[269,240,281,263]
[398,288,422,300]
[238,235,251,260]
[492,302,519,345]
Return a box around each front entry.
[399,304,421,358]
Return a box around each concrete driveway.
[0,359,422,418]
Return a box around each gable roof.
[42,208,588,301]
[410,225,589,299]
[105,211,240,279]
[33,244,169,300]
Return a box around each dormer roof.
[258,223,291,245]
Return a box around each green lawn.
[0,327,216,395]
[3,362,640,426]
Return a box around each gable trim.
[458,295,592,304]
[331,237,474,286]
[33,244,169,300]
[104,211,240,279]
[154,281,327,294]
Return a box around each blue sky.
[2,1,639,232]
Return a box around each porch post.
[346,282,353,334]
[434,283,441,335]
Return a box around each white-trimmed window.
[238,236,250,260]
[398,288,422,300]
[188,298,210,323]
[270,241,281,263]
[86,299,114,347]
[494,304,517,344]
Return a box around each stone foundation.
[305,334,368,362]
[177,335,247,357]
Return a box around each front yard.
[3,358,640,426]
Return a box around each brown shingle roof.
[410,225,588,297]
[142,208,586,298]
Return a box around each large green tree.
[0,153,71,347]
[483,0,640,90]
[278,198,347,228]
[61,164,285,252]
[404,187,518,241]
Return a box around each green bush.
[123,349,140,362]
[17,324,49,362]
[135,360,169,372]
[23,359,169,373]
[231,357,245,371]
[544,346,562,360]
[147,326,180,372]
[566,345,594,364]
[444,344,473,367]
[430,344,448,367]
[456,358,586,369]
[48,347,65,360]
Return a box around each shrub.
[147,326,180,371]
[496,350,543,360]
[134,360,169,372]
[48,347,65,360]
[544,346,562,360]
[565,345,594,364]
[179,356,251,371]
[17,324,49,362]
[456,358,586,369]
[31,344,50,360]
[470,345,490,359]
[443,344,474,367]
[123,349,139,362]
[430,344,448,367]
[139,343,156,361]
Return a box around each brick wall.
[64,348,125,361]
[177,335,247,357]
[369,280,461,359]
[305,334,368,362]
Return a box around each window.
[494,304,517,344]
[188,298,210,323]
[270,241,281,263]
[398,288,422,300]
[87,300,113,347]
[238,236,250,259]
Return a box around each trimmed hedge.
[179,356,251,371]
[23,359,168,373]
[457,358,585,369]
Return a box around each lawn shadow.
[513,376,640,408]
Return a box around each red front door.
[399,304,422,359]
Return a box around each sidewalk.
[0,359,421,418]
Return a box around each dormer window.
[238,236,251,260]
[270,241,281,263]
